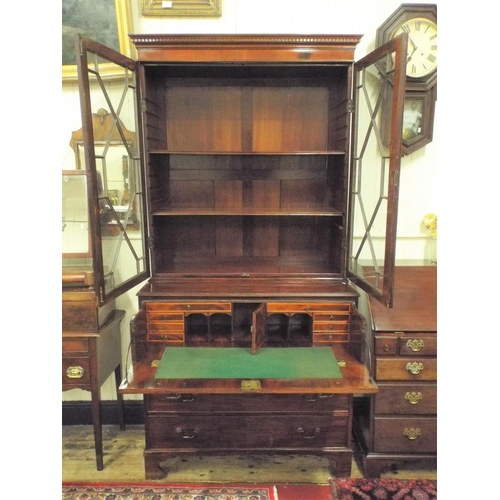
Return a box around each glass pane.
[83,49,147,297]
[62,171,91,263]
[349,48,399,295]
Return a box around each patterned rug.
[330,478,437,500]
[62,482,277,500]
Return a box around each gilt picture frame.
[141,0,221,17]
[62,0,134,82]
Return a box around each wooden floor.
[62,424,437,484]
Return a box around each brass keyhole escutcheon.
[405,391,423,405]
[403,427,421,440]
[407,339,424,352]
[406,362,424,375]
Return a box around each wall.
[62,0,438,402]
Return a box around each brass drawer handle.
[403,427,421,440]
[407,339,425,352]
[66,366,84,379]
[165,394,195,402]
[384,345,390,351]
[406,362,424,375]
[405,391,423,404]
[297,427,320,439]
[176,427,199,439]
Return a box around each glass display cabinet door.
[76,35,149,304]
[348,34,407,308]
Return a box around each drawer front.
[147,322,185,333]
[314,313,350,322]
[374,336,398,356]
[267,303,351,313]
[147,414,349,449]
[375,358,437,381]
[374,383,437,415]
[147,333,184,343]
[373,417,437,453]
[62,338,89,354]
[146,393,349,413]
[400,335,437,356]
[313,332,349,343]
[62,302,98,331]
[146,302,231,313]
[313,322,349,332]
[374,335,437,357]
[62,356,91,385]
[146,312,184,322]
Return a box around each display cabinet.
[74,32,408,478]
[354,266,437,477]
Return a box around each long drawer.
[146,302,232,313]
[146,393,349,413]
[372,416,437,453]
[375,358,437,381]
[374,335,437,357]
[373,383,437,415]
[147,414,349,449]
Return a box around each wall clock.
[377,4,437,155]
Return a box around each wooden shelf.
[152,208,344,216]
[150,150,346,156]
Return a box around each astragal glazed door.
[76,35,150,304]
[348,33,408,308]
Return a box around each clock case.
[376,3,437,155]
[74,32,408,310]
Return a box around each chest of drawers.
[354,266,437,477]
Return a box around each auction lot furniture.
[62,286,125,470]
[354,266,437,477]
[74,32,409,478]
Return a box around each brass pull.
[384,345,390,351]
[405,391,423,405]
[165,394,182,400]
[407,339,425,352]
[66,366,84,379]
[305,306,311,311]
[176,427,199,439]
[297,427,320,439]
[328,325,333,330]
[329,315,335,320]
[303,395,318,402]
[403,427,421,440]
[186,304,191,310]
[406,362,424,375]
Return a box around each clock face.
[392,17,437,78]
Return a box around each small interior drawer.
[147,322,184,333]
[146,312,184,322]
[146,302,232,313]
[267,303,351,313]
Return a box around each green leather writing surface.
[154,347,343,379]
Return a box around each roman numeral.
[415,21,422,31]
[402,25,411,33]
[427,54,437,63]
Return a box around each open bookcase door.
[347,33,408,308]
[76,35,150,305]
[252,303,267,354]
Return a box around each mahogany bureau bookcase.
[354,265,437,477]
[73,33,409,479]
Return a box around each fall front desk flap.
[154,347,343,379]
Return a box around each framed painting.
[62,0,134,81]
[141,0,221,17]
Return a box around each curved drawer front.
[373,417,437,453]
[375,358,437,381]
[374,383,437,415]
[267,303,351,313]
[146,393,349,413]
[147,414,349,449]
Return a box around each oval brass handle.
[176,427,198,439]
[406,362,424,375]
[297,427,320,439]
[404,391,423,405]
[403,427,421,440]
[66,366,84,379]
[407,339,425,352]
